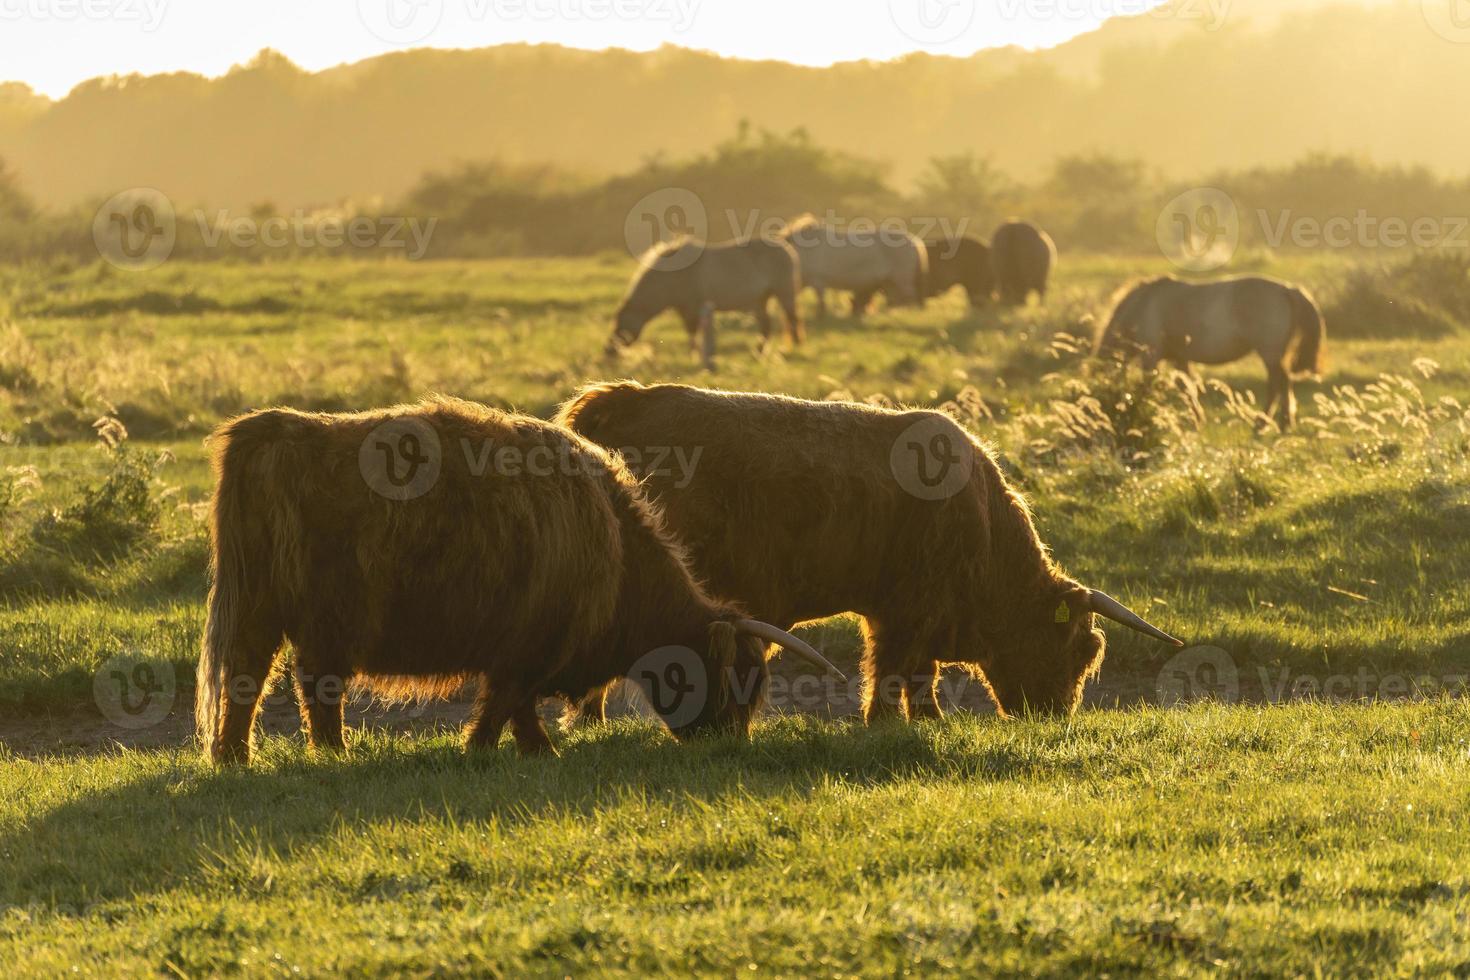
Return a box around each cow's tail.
[196,410,301,758]
[1288,286,1326,378]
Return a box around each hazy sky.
[0,0,1174,98]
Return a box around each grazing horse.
[991,221,1056,305]
[782,215,928,319]
[924,235,995,307]
[607,236,803,356]
[1096,275,1326,429]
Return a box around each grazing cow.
[608,236,803,356]
[924,235,995,307]
[992,220,1056,305]
[782,215,928,319]
[1096,275,1326,429]
[195,397,840,765]
[558,383,1182,724]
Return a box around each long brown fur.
[558,383,1106,723]
[196,397,768,765]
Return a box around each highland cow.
[559,383,1182,723]
[991,220,1056,306]
[195,397,840,766]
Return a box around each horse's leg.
[851,288,876,320]
[774,289,804,345]
[753,304,774,352]
[679,306,701,355]
[1262,361,1289,430]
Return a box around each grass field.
[2,249,1469,974]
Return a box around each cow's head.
[981,585,1180,717]
[649,619,846,740]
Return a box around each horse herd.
[195,217,1329,764]
[609,216,1326,430]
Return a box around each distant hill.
[0,0,1459,210]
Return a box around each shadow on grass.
[0,716,1026,908]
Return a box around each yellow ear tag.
[1054,601,1071,624]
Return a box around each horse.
[991,220,1056,305]
[781,215,927,320]
[1096,275,1327,429]
[607,236,803,356]
[923,234,995,307]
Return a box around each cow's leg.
[560,685,609,730]
[860,617,925,723]
[210,615,284,766]
[905,662,944,721]
[293,646,350,753]
[465,675,518,750]
[510,702,557,757]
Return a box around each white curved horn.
[1087,590,1184,646]
[735,619,848,682]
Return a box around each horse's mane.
[1095,275,1175,350]
[636,236,695,270]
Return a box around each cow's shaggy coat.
[196,398,772,765]
[559,383,1159,722]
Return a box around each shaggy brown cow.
[991,220,1056,306]
[924,235,995,307]
[196,397,840,766]
[608,236,803,356]
[559,383,1182,723]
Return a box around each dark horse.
[1096,275,1327,429]
[991,221,1056,306]
[924,235,995,307]
[607,237,803,356]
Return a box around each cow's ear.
[1052,587,1090,631]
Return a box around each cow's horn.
[1087,590,1184,646]
[735,619,848,682]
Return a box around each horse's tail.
[1288,287,1326,378]
[911,239,929,306]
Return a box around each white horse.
[1096,275,1326,428]
[781,215,928,319]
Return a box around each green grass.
[4,705,1470,975]
[1,251,1469,974]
